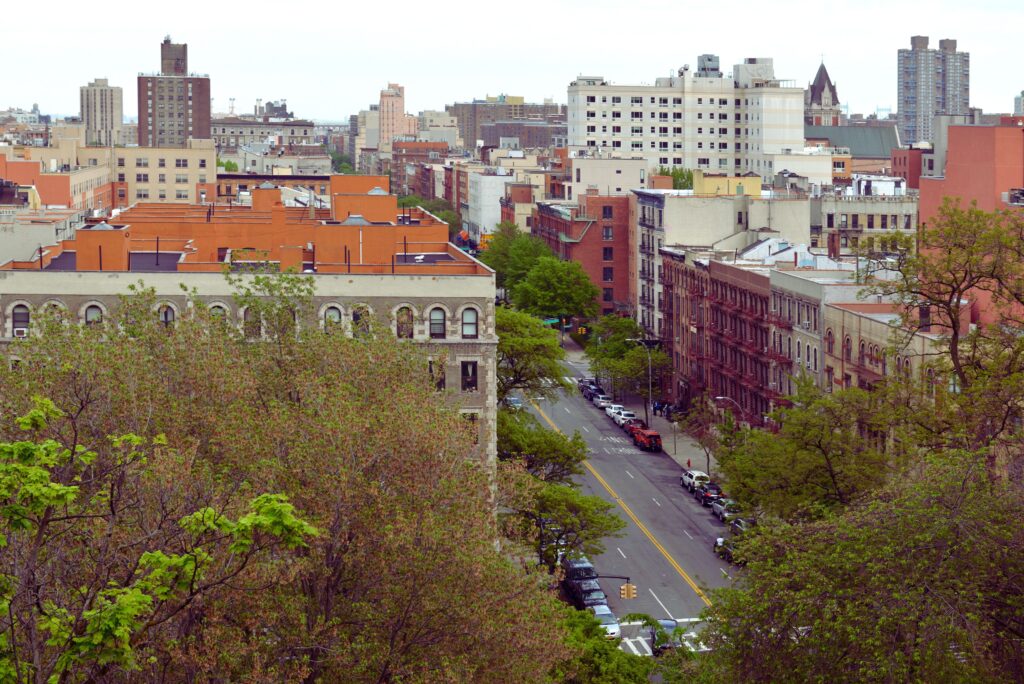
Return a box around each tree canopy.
[511,256,600,322]
[496,306,569,403]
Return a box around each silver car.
[589,604,621,639]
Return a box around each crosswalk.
[539,376,577,388]
[617,620,708,657]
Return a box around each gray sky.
[5,0,1019,122]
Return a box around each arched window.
[429,308,446,339]
[209,304,227,318]
[813,348,818,371]
[243,307,260,339]
[843,336,852,362]
[461,308,478,339]
[84,305,103,325]
[324,305,342,328]
[858,340,866,364]
[396,306,414,339]
[12,305,30,334]
[352,305,370,337]
[825,329,834,354]
[158,305,175,327]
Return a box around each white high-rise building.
[567,57,808,182]
[80,78,123,147]
[897,36,970,144]
[1015,91,1024,116]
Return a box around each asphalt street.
[529,356,736,631]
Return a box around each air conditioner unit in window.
[13,328,27,338]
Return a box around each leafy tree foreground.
[0,277,577,682]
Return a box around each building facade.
[567,57,808,180]
[897,36,970,144]
[80,79,123,146]
[804,63,841,126]
[211,118,317,149]
[137,37,212,147]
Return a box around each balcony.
[767,312,793,329]
[765,348,793,366]
[639,243,654,256]
[640,270,654,283]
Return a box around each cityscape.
[1,12,1023,683]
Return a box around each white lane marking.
[652,497,662,507]
[721,568,731,580]
[580,425,589,433]
[563,406,571,414]
[683,530,694,540]
[625,469,635,479]
[622,638,641,655]
[603,447,610,454]
[637,638,653,656]
[649,588,675,621]
[564,376,574,384]
[617,547,627,559]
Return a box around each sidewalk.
[561,337,719,475]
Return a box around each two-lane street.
[528,359,736,639]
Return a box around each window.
[602,247,613,261]
[429,360,445,391]
[603,226,613,240]
[117,173,125,182]
[602,205,613,219]
[135,190,149,199]
[430,308,446,339]
[117,158,125,167]
[243,308,260,339]
[158,158,166,168]
[175,159,188,168]
[12,304,30,333]
[461,361,478,391]
[158,304,175,327]
[843,336,852,362]
[199,159,207,168]
[461,308,479,339]
[602,267,614,282]
[352,305,370,337]
[135,158,149,168]
[324,305,342,328]
[136,173,149,182]
[175,190,188,200]
[603,287,613,302]
[84,305,103,325]
[175,174,187,184]
[396,306,414,339]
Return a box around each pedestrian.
[687,458,691,469]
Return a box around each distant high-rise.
[378,83,417,153]
[1015,91,1024,116]
[80,78,123,146]
[897,36,969,144]
[137,36,211,147]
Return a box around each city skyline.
[3,0,1020,122]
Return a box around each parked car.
[713,536,740,564]
[605,404,625,419]
[633,429,663,452]
[695,482,725,507]
[505,396,523,411]
[711,498,741,522]
[731,517,756,536]
[582,383,604,400]
[592,394,614,409]
[613,410,637,427]
[565,578,608,609]
[577,377,596,391]
[680,469,710,492]
[589,604,621,639]
[560,556,598,583]
[623,419,648,436]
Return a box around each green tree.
[497,409,587,485]
[329,150,354,173]
[479,221,553,293]
[512,257,600,335]
[550,609,654,683]
[531,484,625,570]
[716,377,895,520]
[655,166,694,190]
[436,209,462,240]
[585,316,669,418]
[496,306,569,403]
[217,157,239,172]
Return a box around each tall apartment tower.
[378,83,416,153]
[137,36,211,147]
[897,36,970,144]
[1015,91,1024,116]
[80,78,123,146]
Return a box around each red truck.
[633,429,663,452]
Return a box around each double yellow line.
[532,402,712,607]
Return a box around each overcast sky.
[5,0,1019,122]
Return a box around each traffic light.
[619,583,637,599]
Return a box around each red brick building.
[530,192,633,317]
[890,147,929,189]
[391,141,448,195]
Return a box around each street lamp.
[714,395,747,423]
[628,338,656,424]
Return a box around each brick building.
[137,37,211,148]
[530,193,633,317]
[391,141,448,195]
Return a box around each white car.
[605,404,624,419]
[614,410,637,426]
[589,604,621,639]
[680,469,709,492]
[592,394,613,408]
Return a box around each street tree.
[511,256,600,336]
[550,609,654,683]
[530,484,625,571]
[497,409,587,485]
[715,377,896,520]
[677,390,732,474]
[496,306,569,403]
[479,221,553,293]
